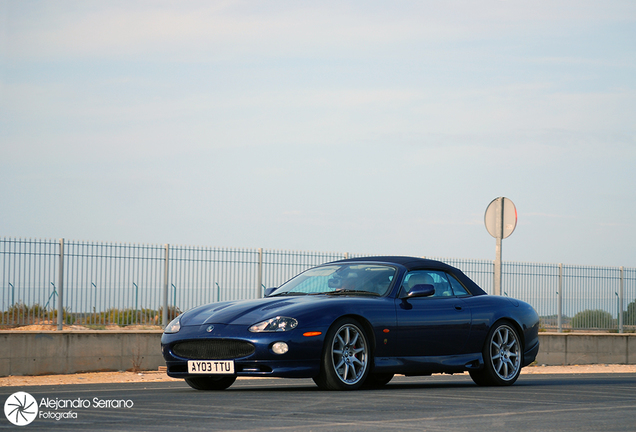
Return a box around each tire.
[313,318,371,390]
[362,373,394,389]
[470,321,522,386]
[185,376,237,390]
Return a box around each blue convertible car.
[161,256,540,390]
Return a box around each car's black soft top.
[329,256,488,296]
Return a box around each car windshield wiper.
[324,289,380,296]
[274,291,308,296]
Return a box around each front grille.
[172,340,256,360]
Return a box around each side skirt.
[373,353,484,375]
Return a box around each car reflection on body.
[161,256,540,390]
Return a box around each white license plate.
[188,360,235,374]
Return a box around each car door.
[394,270,472,357]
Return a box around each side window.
[447,274,470,296]
[403,271,433,295]
[402,270,454,297]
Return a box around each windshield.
[270,264,397,296]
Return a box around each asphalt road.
[2,374,636,431]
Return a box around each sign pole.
[493,197,503,296]
[484,197,516,296]
[494,238,502,296]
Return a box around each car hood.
[179,296,334,327]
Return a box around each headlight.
[164,315,181,333]
[249,316,298,332]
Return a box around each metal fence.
[1,237,634,332]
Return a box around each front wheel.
[470,322,522,386]
[362,373,394,389]
[313,318,370,390]
[185,376,237,390]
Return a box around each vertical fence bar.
[257,248,263,298]
[619,266,624,333]
[557,263,563,333]
[162,244,169,328]
[57,239,64,330]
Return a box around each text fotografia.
[40,397,134,410]
[39,411,78,421]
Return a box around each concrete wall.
[0,331,164,377]
[536,333,636,366]
[1,331,635,377]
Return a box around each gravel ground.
[2,364,636,387]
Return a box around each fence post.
[162,244,169,328]
[557,263,563,333]
[619,266,624,333]
[257,248,263,299]
[57,239,64,331]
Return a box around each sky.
[1,0,635,267]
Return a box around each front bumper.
[523,339,540,367]
[161,323,325,379]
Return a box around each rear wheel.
[313,318,370,390]
[470,321,522,386]
[185,376,237,390]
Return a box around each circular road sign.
[484,197,517,239]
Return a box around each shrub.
[2,302,59,325]
[571,309,615,329]
[624,300,636,326]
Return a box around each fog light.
[272,342,289,354]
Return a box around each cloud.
[4,0,634,62]
[525,213,577,219]
[1,0,635,265]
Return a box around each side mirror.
[403,284,435,299]
[263,287,278,297]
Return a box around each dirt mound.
[4,324,162,331]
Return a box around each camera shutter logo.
[4,391,39,426]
